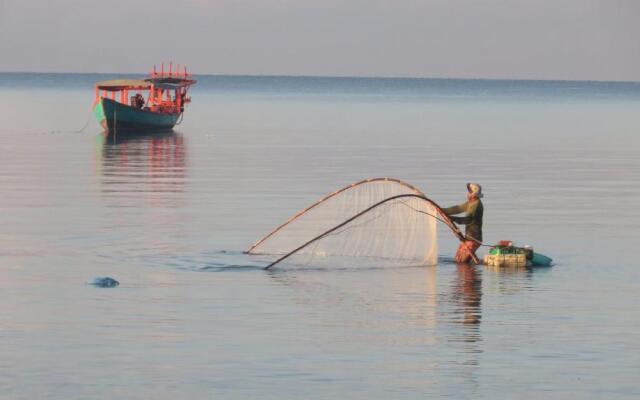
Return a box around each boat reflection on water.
[96,130,187,208]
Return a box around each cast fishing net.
[247,178,462,269]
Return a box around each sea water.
[0,74,639,399]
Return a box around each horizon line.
[0,70,639,85]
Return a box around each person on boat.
[443,183,484,264]
[131,93,145,109]
[179,91,186,113]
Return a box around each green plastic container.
[489,246,528,256]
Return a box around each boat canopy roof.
[96,78,196,91]
[96,79,152,91]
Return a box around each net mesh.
[248,178,446,268]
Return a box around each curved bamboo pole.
[246,177,426,254]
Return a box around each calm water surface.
[1,74,639,399]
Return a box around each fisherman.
[443,183,484,264]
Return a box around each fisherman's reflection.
[452,264,482,330]
[447,264,482,395]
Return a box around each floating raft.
[483,242,552,268]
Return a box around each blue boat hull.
[94,97,180,134]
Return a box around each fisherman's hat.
[467,183,483,198]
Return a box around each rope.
[466,238,493,248]
[47,107,94,134]
[72,110,93,133]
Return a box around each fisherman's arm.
[450,215,471,224]
[442,202,469,216]
[448,201,477,225]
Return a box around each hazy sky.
[0,0,639,80]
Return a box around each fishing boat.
[93,63,196,134]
